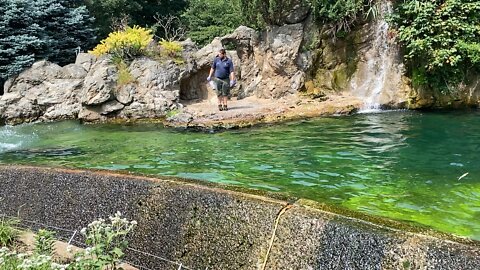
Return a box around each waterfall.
[350,1,399,112]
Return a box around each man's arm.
[208,68,215,80]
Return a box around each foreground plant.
[70,212,137,270]
[0,218,19,247]
[34,230,56,256]
[0,213,137,270]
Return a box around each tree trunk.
[0,78,4,95]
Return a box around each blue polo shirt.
[211,56,234,80]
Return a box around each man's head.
[218,48,226,59]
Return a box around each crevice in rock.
[179,66,211,102]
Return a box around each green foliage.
[0,0,96,82]
[70,212,137,270]
[166,109,181,118]
[0,213,137,270]
[240,0,298,26]
[390,0,480,92]
[113,58,135,86]
[0,218,19,247]
[0,247,22,269]
[181,0,245,46]
[239,0,376,36]
[34,230,56,256]
[84,0,187,39]
[308,0,377,35]
[0,228,66,270]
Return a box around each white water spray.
[350,1,399,112]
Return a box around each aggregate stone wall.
[0,166,479,270]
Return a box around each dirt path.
[165,92,363,130]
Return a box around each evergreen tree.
[36,0,97,65]
[0,0,44,81]
[0,0,96,87]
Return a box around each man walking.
[207,48,236,111]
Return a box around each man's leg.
[215,79,224,110]
[223,79,230,110]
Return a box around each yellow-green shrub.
[90,26,153,60]
[159,40,183,58]
[116,60,134,86]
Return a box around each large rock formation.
[0,51,193,124]
[1,1,479,125]
[0,60,86,124]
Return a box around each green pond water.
[1,111,479,240]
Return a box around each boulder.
[115,84,135,105]
[81,58,117,105]
[75,53,96,72]
[100,100,125,115]
[0,60,84,124]
[285,3,311,24]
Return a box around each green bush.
[308,0,377,34]
[84,0,187,39]
[34,230,56,256]
[0,218,19,247]
[181,0,245,46]
[0,213,137,270]
[239,0,377,36]
[390,0,480,92]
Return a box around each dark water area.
[1,110,479,240]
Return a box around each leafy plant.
[159,40,183,58]
[239,0,377,39]
[181,0,245,46]
[166,109,181,118]
[0,218,19,247]
[69,212,137,270]
[0,213,137,270]
[308,0,377,37]
[34,230,56,256]
[0,247,22,269]
[112,57,135,86]
[390,0,480,92]
[89,26,153,60]
[0,247,68,270]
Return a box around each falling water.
[350,1,398,112]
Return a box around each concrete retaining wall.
[0,166,479,269]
